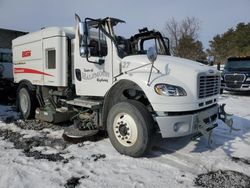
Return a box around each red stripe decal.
[14,68,54,77]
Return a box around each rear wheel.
[107,100,154,157]
[17,84,36,119]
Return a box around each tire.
[107,100,154,157]
[17,83,36,119]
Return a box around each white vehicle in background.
[0,48,15,98]
[12,14,233,157]
[0,48,12,78]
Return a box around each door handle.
[75,69,81,81]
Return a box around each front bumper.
[221,84,250,91]
[155,104,218,138]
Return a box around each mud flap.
[218,104,239,133]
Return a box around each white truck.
[12,15,232,157]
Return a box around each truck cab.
[12,15,228,157]
[221,56,250,93]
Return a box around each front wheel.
[107,100,154,157]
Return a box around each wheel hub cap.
[113,113,138,147]
[19,89,29,114]
[118,123,128,136]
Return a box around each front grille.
[224,74,245,82]
[226,83,242,88]
[198,75,220,99]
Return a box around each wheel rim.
[113,113,138,147]
[19,88,29,114]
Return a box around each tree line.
[164,17,250,64]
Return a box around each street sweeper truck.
[12,14,233,157]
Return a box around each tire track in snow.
[88,148,189,188]
[150,146,209,175]
[102,136,206,175]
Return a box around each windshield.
[113,25,170,58]
[84,17,170,59]
[224,58,250,70]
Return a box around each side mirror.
[147,47,157,63]
[78,22,84,38]
[147,47,157,86]
[75,15,105,65]
[75,14,88,56]
[78,21,89,57]
[207,56,215,66]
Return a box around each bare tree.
[180,17,200,40]
[164,17,179,55]
[164,17,204,60]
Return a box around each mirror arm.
[147,47,157,86]
[86,54,105,65]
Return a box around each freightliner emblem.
[208,69,214,74]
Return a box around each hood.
[121,55,217,75]
[119,55,220,107]
[222,68,250,76]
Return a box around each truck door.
[74,27,113,97]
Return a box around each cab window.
[46,49,56,69]
[89,27,108,57]
[141,38,166,55]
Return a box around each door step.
[65,97,102,109]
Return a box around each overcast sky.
[0,0,249,49]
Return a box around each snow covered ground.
[0,92,250,188]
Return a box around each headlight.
[154,84,187,96]
[246,77,250,81]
